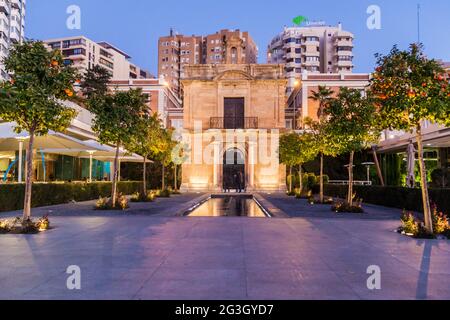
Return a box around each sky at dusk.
[27,0,450,75]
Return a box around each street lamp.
[362,162,375,185]
[87,150,96,183]
[15,137,27,183]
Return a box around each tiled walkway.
[1,193,449,300]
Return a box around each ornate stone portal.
[180,64,287,192]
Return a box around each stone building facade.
[180,64,287,192]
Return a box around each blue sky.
[27,0,450,75]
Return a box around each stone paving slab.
[0,193,449,300]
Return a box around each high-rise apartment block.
[0,0,26,79]
[44,36,152,79]
[267,23,354,92]
[158,29,258,95]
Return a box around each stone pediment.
[214,70,254,81]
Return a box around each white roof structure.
[0,122,146,163]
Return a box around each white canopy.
[0,123,147,162]
[0,122,95,152]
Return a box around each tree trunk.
[416,126,433,233]
[22,131,35,220]
[142,154,147,196]
[111,142,120,208]
[174,165,178,191]
[299,165,303,195]
[348,151,355,206]
[289,165,293,193]
[319,153,324,203]
[372,146,385,186]
[162,164,165,190]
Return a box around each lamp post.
[362,162,375,185]
[87,150,96,183]
[16,137,27,183]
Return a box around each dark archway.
[223,148,245,191]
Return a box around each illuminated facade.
[180,63,287,192]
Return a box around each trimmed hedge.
[318,184,450,215]
[0,181,143,212]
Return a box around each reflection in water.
[188,196,267,217]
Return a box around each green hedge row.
[318,184,450,215]
[0,182,143,212]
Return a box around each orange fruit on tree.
[65,89,73,97]
[408,91,416,98]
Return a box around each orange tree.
[309,86,334,202]
[87,89,148,208]
[0,41,78,220]
[324,88,378,208]
[279,132,317,194]
[126,112,164,196]
[370,44,450,233]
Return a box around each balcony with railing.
[210,117,258,129]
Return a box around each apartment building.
[108,78,182,129]
[158,29,258,96]
[267,23,354,92]
[0,0,26,79]
[44,36,152,80]
[286,73,370,130]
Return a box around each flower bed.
[398,206,450,239]
[319,184,450,216]
[0,215,51,234]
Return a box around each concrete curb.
[253,193,290,218]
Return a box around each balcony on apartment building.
[10,0,21,9]
[302,36,320,46]
[336,58,353,67]
[62,48,86,61]
[0,1,10,16]
[9,28,19,43]
[209,117,259,130]
[336,47,353,58]
[334,38,354,47]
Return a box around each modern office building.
[267,23,354,93]
[158,29,258,96]
[0,0,26,80]
[44,36,152,79]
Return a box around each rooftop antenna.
[417,4,421,44]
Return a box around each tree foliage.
[369,43,450,233]
[0,41,78,219]
[280,132,318,192]
[86,88,148,207]
[87,88,148,147]
[324,88,378,207]
[370,44,450,131]
[324,88,379,155]
[309,85,335,119]
[127,113,164,159]
[0,41,78,135]
[80,65,112,99]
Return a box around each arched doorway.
[223,148,245,191]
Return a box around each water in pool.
[187,196,268,217]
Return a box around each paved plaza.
[1,194,449,300]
